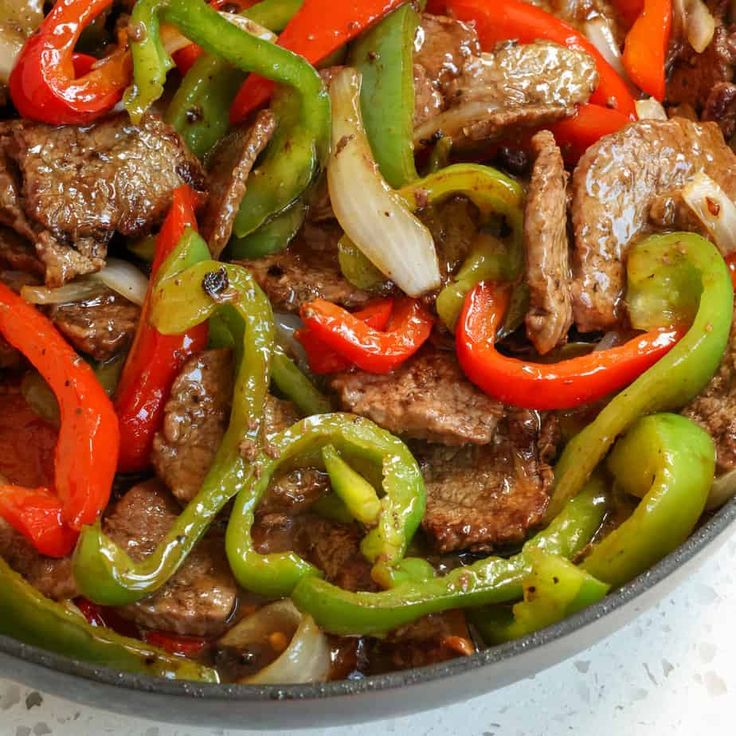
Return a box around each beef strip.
[0,114,206,286]
[0,226,42,275]
[153,349,326,507]
[0,519,77,600]
[330,348,505,446]
[236,231,372,312]
[105,480,237,636]
[413,63,445,127]
[49,288,140,361]
[418,411,559,552]
[703,81,736,139]
[252,513,376,592]
[667,2,736,113]
[524,131,573,355]
[200,110,276,257]
[683,305,736,472]
[415,42,598,148]
[571,118,736,331]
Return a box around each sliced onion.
[681,172,736,255]
[583,18,626,80]
[0,0,43,82]
[220,600,331,685]
[707,468,736,511]
[274,311,307,365]
[21,280,107,305]
[635,97,668,120]
[92,258,149,306]
[674,0,715,53]
[160,12,276,57]
[328,68,441,297]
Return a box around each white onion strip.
[21,280,106,306]
[635,98,668,120]
[93,258,149,306]
[673,0,715,54]
[707,468,736,511]
[583,18,627,80]
[328,68,441,297]
[682,172,736,256]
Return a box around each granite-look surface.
[2,530,735,736]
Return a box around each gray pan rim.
[2,495,735,703]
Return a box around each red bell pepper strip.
[115,186,208,473]
[144,630,208,657]
[9,0,132,126]
[0,283,119,540]
[297,298,394,374]
[456,282,682,411]
[445,0,637,119]
[622,0,672,101]
[550,103,631,163]
[230,0,405,123]
[300,297,434,374]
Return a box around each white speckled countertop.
[3,530,736,736]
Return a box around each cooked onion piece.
[92,258,149,306]
[635,98,668,120]
[583,18,626,79]
[328,67,441,297]
[160,12,276,55]
[21,280,107,306]
[0,0,43,82]
[673,0,715,53]
[219,600,331,685]
[682,172,736,255]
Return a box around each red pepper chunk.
[0,283,119,543]
[300,298,434,375]
[297,299,394,374]
[144,630,208,657]
[622,0,672,101]
[9,0,132,126]
[456,282,682,411]
[550,104,632,164]
[230,0,405,123]
[115,186,209,473]
[445,0,637,119]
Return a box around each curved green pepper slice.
[290,479,607,636]
[1,557,217,681]
[74,237,274,606]
[349,3,419,189]
[547,232,733,519]
[583,413,715,586]
[225,413,427,598]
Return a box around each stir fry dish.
[1,0,736,685]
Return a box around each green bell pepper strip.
[291,478,607,636]
[0,557,218,682]
[271,345,333,415]
[229,199,307,259]
[225,413,426,598]
[348,3,419,189]
[127,0,329,246]
[165,0,303,158]
[74,243,275,606]
[337,163,524,296]
[471,550,610,644]
[338,238,389,291]
[582,413,715,587]
[321,444,381,525]
[547,232,733,520]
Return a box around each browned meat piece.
[105,480,237,636]
[571,118,736,331]
[524,131,573,354]
[153,349,320,506]
[200,111,276,257]
[415,42,597,148]
[683,306,736,472]
[237,233,372,312]
[0,227,42,275]
[49,289,140,361]
[418,412,559,552]
[703,81,736,139]
[253,513,376,592]
[330,349,504,445]
[413,64,444,127]
[152,349,234,505]
[0,336,21,369]
[667,9,736,112]
[421,197,478,277]
[0,114,206,286]
[0,519,77,600]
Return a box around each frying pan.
[2,496,735,730]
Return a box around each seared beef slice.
[419,412,559,553]
[0,114,205,286]
[105,480,237,636]
[331,349,504,445]
[571,118,736,331]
